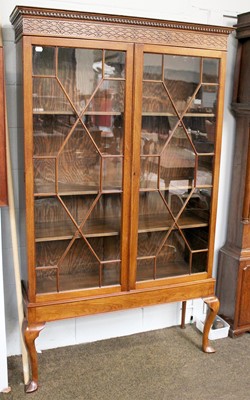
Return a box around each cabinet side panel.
[0,46,8,206]
[23,37,35,300]
[16,40,28,285]
[216,249,238,320]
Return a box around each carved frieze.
[10,6,232,50]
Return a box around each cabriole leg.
[23,320,45,393]
[202,296,220,353]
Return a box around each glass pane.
[59,195,98,227]
[165,187,190,218]
[104,50,125,78]
[33,46,55,76]
[179,189,211,226]
[87,236,121,261]
[141,115,175,154]
[159,126,196,190]
[197,156,213,186]
[137,231,166,257]
[187,85,218,112]
[58,122,100,194]
[84,113,124,155]
[183,85,218,153]
[34,159,55,194]
[34,197,77,241]
[164,55,200,113]
[156,230,190,278]
[36,240,69,267]
[33,77,74,113]
[103,157,123,191]
[191,251,208,273]
[59,238,100,290]
[102,262,120,286]
[140,156,159,189]
[182,227,209,251]
[202,58,219,83]
[138,191,173,233]
[36,268,57,294]
[58,48,102,113]
[86,80,124,113]
[33,114,77,156]
[137,258,155,281]
[82,194,121,237]
[143,53,162,80]
[142,82,177,115]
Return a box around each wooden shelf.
[36,268,121,294]
[35,217,121,242]
[33,110,75,115]
[142,112,215,117]
[33,110,122,116]
[35,212,207,242]
[137,260,190,281]
[138,212,208,233]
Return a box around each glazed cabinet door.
[24,38,133,298]
[132,45,225,288]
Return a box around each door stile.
[128,44,144,290]
[23,36,36,302]
[120,43,134,291]
[206,52,227,277]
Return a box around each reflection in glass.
[82,194,121,237]
[33,77,74,113]
[180,189,211,225]
[141,116,177,155]
[164,55,200,113]
[197,156,213,186]
[84,113,123,155]
[33,114,77,156]
[202,58,219,83]
[85,80,124,113]
[167,187,190,217]
[33,46,55,76]
[58,48,102,113]
[142,82,177,114]
[34,159,56,194]
[104,50,125,78]
[34,197,77,241]
[183,85,218,153]
[58,122,100,193]
[159,126,195,190]
[143,53,163,80]
[138,191,173,232]
[103,157,123,191]
[140,156,159,189]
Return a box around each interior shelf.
[33,110,122,116]
[142,112,215,117]
[35,212,208,242]
[35,216,121,242]
[137,260,190,281]
[138,212,208,233]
